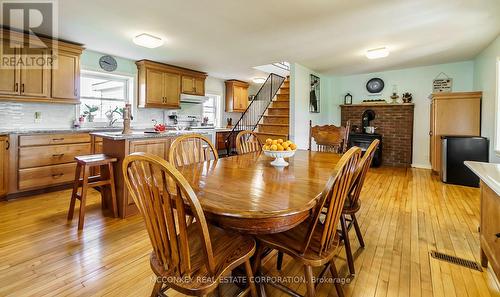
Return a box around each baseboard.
[412,163,432,169]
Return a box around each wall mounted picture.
[310,74,320,113]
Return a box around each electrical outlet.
[34,111,42,123]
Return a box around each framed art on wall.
[310,74,320,113]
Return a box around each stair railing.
[224,73,286,155]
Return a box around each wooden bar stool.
[67,154,118,230]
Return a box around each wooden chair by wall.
[308,120,350,153]
[255,147,361,297]
[341,139,379,276]
[236,130,262,155]
[123,152,257,297]
[168,134,218,167]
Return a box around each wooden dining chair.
[236,130,262,155]
[168,134,218,167]
[255,146,361,297]
[123,152,257,297]
[308,120,350,153]
[340,139,380,276]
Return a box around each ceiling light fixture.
[252,77,266,84]
[366,47,390,59]
[133,33,164,48]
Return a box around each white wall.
[473,35,500,163]
[328,61,475,168]
[290,63,333,149]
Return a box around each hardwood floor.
[0,167,499,296]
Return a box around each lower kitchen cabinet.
[0,135,9,197]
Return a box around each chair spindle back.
[168,134,218,168]
[236,130,262,155]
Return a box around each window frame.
[78,69,135,123]
[204,93,223,127]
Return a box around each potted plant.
[82,104,99,122]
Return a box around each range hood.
[180,94,208,104]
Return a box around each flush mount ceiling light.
[252,77,266,84]
[133,33,164,48]
[366,47,390,59]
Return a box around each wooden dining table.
[177,149,342,235]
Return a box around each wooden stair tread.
[264,115,289,118]
[258,123,289,127]
[255,132,289,137]
[267,107,289,109]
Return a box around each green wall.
[473,35,500,163]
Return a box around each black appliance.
[361,109,375,130]
[441,136,489,187]
[348,133,382,167]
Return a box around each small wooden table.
[177,150,341,234]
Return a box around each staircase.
[255,78,290,142]
[225,73,288,154]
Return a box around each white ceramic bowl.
[263,149,296,167]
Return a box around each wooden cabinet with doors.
[51,50,81,101]
[136,60,207,109]
[429,92,482,174]
[225,80,249,112]
[181,75,205,96]
[0,29,83,104]
[0,135,9,197]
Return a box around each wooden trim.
[0,95,80,104]
[429,91,482,100]
[135,60,207,77]
[340,103,415,107]
[1,28,84,54]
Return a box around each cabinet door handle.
[14,83,18,92]
[52,138,64,141]
[52,173,64,178]
[52,153,65,157]
[6,140,9,150]
[495,233,500,238]
[21,83,25,93]
[74,89,77,97]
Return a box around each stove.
[348,133,382,167]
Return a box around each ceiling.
[51,0,500,80]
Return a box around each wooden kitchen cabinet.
[225,80,249,112]
[181,75,205,96]
[51,50,80,101]
[0,136,9,197]
[429,92,481,174]
[137,60,206,109]
[19,48,50,98]
[0,40,19,95]
[0,29,83,104]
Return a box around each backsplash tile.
[0,102,76,129]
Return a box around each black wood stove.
[348,133,382,167]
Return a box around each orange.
[265,138,273,145]
[277,139,284,144]
[286,147,292,151]
[263,145,270,150]
[270,144,278,151]
[282,142,290,149]
[271,140,278,145]
[290,143,297,150]
[277,144,284,151]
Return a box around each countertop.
[0,127,234,135]
[464,161,500,196]
[0,127,122,135]
[91,130,209,141]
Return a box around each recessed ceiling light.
[366,47,390,59]
[133,33,164,48]
[253,77,266,84]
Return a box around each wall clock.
[99,55,117,72]
[366,78,385,93]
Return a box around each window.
[79,70,134,122]
[203,94,221,126]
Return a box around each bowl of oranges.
[262,138,297,167]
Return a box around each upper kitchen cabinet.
[51,49,81,102]
[0,29,83,104]
[181,75,205,96]
[136,60,206,109]
[225,80,249,112]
